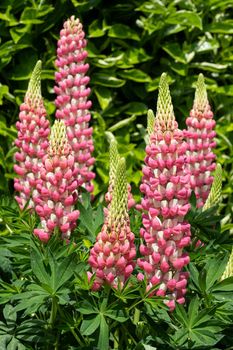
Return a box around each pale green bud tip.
[156,73,176,131]
[222,248,233,280]
[109,140,120,186]
[66,16,82,32]
[147,109,155,137]
[26,60,42,106]
[49,120,69,156]
[203,164,222,211]
[110,157,128,225]
[193,73,208,112]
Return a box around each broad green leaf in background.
[108,24,140,41]
[92,73,126,87]
[166,11,203,30]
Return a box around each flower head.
[184,74,216,208]
[14,60,50,209]
[54,16,95,193]
[88,158,136,290]
[34,120,79,242]
[105,140,135,210]
[138,73,191,311]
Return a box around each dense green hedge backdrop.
[0,0,232,220]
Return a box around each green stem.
[127,299,144,312]
[113,328,119,349]
[69,326,85,346]
[133,308,140,324]
[49,296,58,327]
[122,324,137,346]
[57,304,86,346]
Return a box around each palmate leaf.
[172,300,224,348]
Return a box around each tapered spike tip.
[203,164,222,211]
[193,73,209,112]
[147,109,155,138]
[222,249,233,280]
[26,60,42,107]
[155,73,176,131]
[110,157,128,227]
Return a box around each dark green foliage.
[0,1,233,349]
[0,194,232,349]
[0,0,232,207]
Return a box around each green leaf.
[207,20,233,34]
[124,102,148,116]
[118,69,151,83]
[108,24,140,41]
[88,19,106,38]
[166,11,202,30]
[94,87,112,110]
[136,1,166,14]
[122,48,152,65]
[162,43,187,64]
[205,256,229,291]
[3,304,16,324]
[10,25,31,44]
[98,314,109,350]
[191,62,228,72]
[209,0,233,9]
[188,297,199,327]
[0,85,9,105]
[53,255,76,291]
[212,277,233,292]
[210,85,233,96]
[20,8,43,24]
[94,54,124,68]
[80,315,101,336]
[174,304,189,327]
[30,245,50,286]
[0,121,17,140]
[170,62,187,76]
[77,300,99,315]
[0,6,17,26]
[108,115,136,132]
[92,73,125,87]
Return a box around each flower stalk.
[138,73,191,310]
[54,16,95,193]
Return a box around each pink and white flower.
[88,158,136,290]
[137,73,191,311]
[34,120,79,242]
[54,16,95,193]
[184,74,216,208]
[14,61,50,209]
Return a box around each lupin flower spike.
[184,74,216,208]
[203,164,222,211]
[14,60,50,209]
[54,16,95,193]
[88,158,136,290]
[138,73,191,311]
[34,120,79,242]
[105,140,135,210]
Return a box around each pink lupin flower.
[14,61,50,209]
[137,73,191,311]
[105,140,135,213]
[184,74,216,208]
[88,158,136,290]
[34,120,79,242]
[54,16,95,193]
